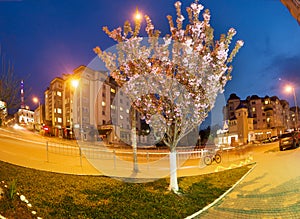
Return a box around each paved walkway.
[193,144,300,218]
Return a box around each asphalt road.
[0,126,253,178]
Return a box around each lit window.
[120,107,123,111]
[57,91,62,96]
[102,101,106,106]
[126,109,129,113]
[111,105,116,109]
[110,88,116,93]
[252,107,256,112]
[264,100,269,104]
[58,117,62,123]
[120,115,123,120]
[57,108,62,114]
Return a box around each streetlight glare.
[33,97,39,103]
[134,7,142,21]
[71,79,79,88]
[285,85,293,93]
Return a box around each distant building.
[44,77,64,137]
[221,93,292,145]
[0,100,8,126]
[289,106,300,130]
[15,108,34,127]
[32,104,44,131]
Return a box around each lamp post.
[285,85,299,130]
[71,79,80,140]
[32,97,42,131]
[280,78,299,130]
[131,6,142,173]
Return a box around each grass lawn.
[0,160,253,218]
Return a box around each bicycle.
[203,152,222,165]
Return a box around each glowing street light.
[280,78,299,130]
[71,79,79,89]
[32,97,42,129]
[131,7,143,173]
[134,7,142,21]
[285,85,299,130]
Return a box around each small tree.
[0,47,22,113]
[94,1,243,192]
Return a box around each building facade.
[42,65,151,145]
[44,77,64,137]
[222,93,293,145]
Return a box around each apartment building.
[44,77,64,137]
[32,104,44,131]
[43,65,154,145]
[222,93,293,145]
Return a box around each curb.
[185,162,257,219]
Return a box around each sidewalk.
[193,144,300,218]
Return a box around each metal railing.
[45,141,251,169]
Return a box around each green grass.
[0,160,253,218]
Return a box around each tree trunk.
[169,150,179,192]
[132,109,139,172]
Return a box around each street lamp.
[131,7,143,173]
[71,79,82,140]
[285,84,299,130]
[280,78,299,130]
[32,97,42,130]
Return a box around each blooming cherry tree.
[94,1,243,193]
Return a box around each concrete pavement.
[192,144,300,218]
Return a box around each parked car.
[262,138,273,144]
[270,136,279,141]
[279,132,299,151]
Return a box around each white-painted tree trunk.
[169,150,179,192]
[132,109,138,172]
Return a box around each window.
[252,107,256,112]
[110,88,116,93]
[57,91,62,96]
[120,107,123,111]
[102,111,105,115]
[57,108,62,114]
[58,117,62,123]
[102,101,106,106]
[111,105,116,110]
[120,115,123,120]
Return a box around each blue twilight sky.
[0,0,300,114]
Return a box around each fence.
[45,141,251,169]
